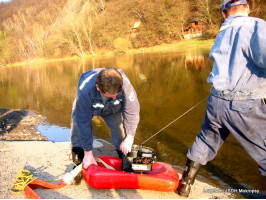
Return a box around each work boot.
[177,158,201,197]
[72,147,84,185]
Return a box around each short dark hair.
[96,67,123,94]
[223,0,248,17]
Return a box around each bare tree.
[176,0,190,38]
[193,0,214,27]
[80,1,97,56]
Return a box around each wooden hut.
[183,20,203,39]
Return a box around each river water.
[0,48,265,198]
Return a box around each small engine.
[126,144,156,173]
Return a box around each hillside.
[0,0,265,65]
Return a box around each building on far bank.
[183,20,203,39]
[130,21,142,38]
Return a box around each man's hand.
[120,135,134,155]
[83,150,98,169]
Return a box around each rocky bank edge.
[0,109,236,199]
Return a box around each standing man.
[71,67,140,182]
[177,0,266,197]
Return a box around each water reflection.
[38,123,70,142]
[0,49,265,197]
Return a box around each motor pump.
[125,144,156,173]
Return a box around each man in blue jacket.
[177,0,266,197]
[70,67,140,183]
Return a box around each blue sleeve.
[76,90,94,151]
[248,19,266,68]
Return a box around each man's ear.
[96,84,100,91]
[222,11,227,20]
[245,4,250,16]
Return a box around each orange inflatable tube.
[83,155,179,192]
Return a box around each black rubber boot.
[177,159,201,197]
[72,147,84,185]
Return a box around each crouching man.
[70,67,140,184]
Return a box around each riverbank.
[0,39,215,68]
[0,108,239,199]
[0,108,46,141]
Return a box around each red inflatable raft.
[83,155,179,192]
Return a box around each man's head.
[222,0,250,18]
[96,67,123,99]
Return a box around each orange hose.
[24,179,67,199]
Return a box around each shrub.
[113,37,132,52]
[0,31,11,64]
